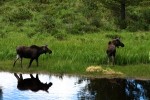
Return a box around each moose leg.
[36,74,39,80]
[19,74,23,80]
[28,59,34,68]
[14,73,20,80]
[107,56,110,65]
[13,55,20,67]
[107,54,112,65]
[112,56,115,65]
[30,74,34,78]
[36,58,39,67]
[20,58,23,68]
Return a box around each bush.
[37,15,57,34]
[31,0,50,4]
[53,33,67,40]
[5,7,32,22]
[127,7,150,31]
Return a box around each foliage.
[127,7,150,31]
[0,31,150,66]
[4,7,32,22]
[0,0,149,78]
[1,32,150,78]
[0,0,149,64]
[0,0,149,34]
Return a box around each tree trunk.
[120,0,126,29]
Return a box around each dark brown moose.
[13,45,52,68]
[14,73,52,92]
[106,38,124,65]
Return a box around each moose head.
[111,38,124,48]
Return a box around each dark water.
[0,72,150,100]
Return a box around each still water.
[0,72,150,100]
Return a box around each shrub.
[5,7,32,22]
[37,15,57,34]
[31,0,50,4]
[53,33,67,40]
[127,7,150,31]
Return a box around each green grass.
[0,31,150,78]
[1,31,150,64]
[1,60,150,79]
[114,64,150,79]
[0,0,149,78]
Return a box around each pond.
[0,72,150,100]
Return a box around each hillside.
[0,0,149,37]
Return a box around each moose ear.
[36,74,39,80]
[116,37,120,40]
[108,41,111,45]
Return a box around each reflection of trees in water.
[138,80,150,98]
[77,78,150,100]
[77,78,96,100]
[125,79,148,100]
[77,78,127,100]
[125,79,150,100]
[0,87,2,100]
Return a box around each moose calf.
[106,38,124,65]
[13,45,52,68]
[14,73,52,92]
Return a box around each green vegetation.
[1,31,150,64]
[0,0,149,35]
[0,31,150,78]
[0,0,149,78]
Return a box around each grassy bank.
[1,60,150,79]
[0,31,150,78]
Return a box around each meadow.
[0,31,150,78]
[0,0,150,78]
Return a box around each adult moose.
[13,45,52,68]
[106,38,124,65]
[14,73,53,92]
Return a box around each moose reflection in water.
[14,73,52,92]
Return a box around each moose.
[14,73,53,92]
[13,45,52,68]
[106,38,124,65]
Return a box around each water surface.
[0,72,150,100]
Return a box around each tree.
[101,0,142,29]
[120,0,126,29]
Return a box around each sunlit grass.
[0,31,150,78]
[1,31,150,64]
[113,64,150,78]
[1,60,150,78]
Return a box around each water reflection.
[126,80,147,100]
[0,87,2,100]
[78,78,149,100]
[14,73,52,93]
[0,72,150,100]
